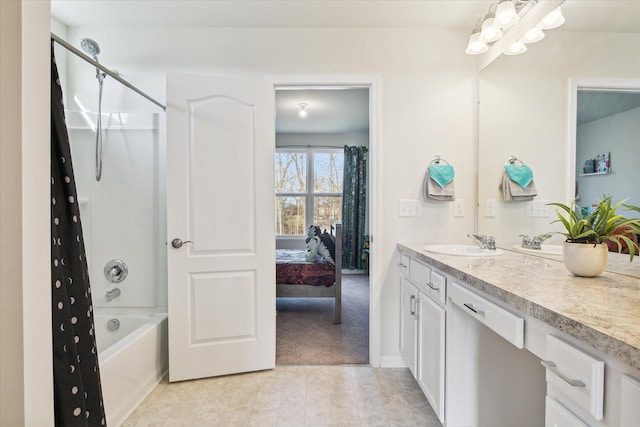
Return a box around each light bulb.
[504,41,527,55]
[298,103,308,117]
[480,17,503,43]
[539,6,565,30]
[465,32,488,55]
[522,28,545,43]
[495,1,519,28]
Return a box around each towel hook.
[505,155,524,166]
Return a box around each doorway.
[273,84,373,365]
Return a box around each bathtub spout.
[105,288,121,302]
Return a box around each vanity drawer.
[543,334,604,420]
[448,281,524,348]
[409,258,430,284]
[545,396,588,427]
[409,258,446,305]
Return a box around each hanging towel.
[504,164,533,188]
[429,165,455,188]
[500,165,537,201]
[424,166,455,201]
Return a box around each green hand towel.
[429,165,455,188]
[504,164,533,188]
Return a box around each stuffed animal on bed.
[305,225,335,264]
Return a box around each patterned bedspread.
[276,249,336,287]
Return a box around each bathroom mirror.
[477,0,640,277]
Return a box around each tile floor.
[122,365,443,426]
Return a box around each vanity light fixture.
[521,27,545,43]
[298,103,308,118]
[466,30,489,55]
[494,0,520,28]
[538,6,565,29]
[465,1,565,57]
[480,15,504,43]
[504,41,528,55]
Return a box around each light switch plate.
[398,199,420,217]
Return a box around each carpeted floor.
[276,274,370,365]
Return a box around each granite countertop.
[398,242,640,372]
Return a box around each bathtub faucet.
[105,287,121,302]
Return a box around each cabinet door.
[417,292,446,423]
[400,278,418,376]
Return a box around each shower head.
[80,38,101,60]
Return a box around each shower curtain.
[51,41,107,426]
[342,146,368,270]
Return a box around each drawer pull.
[463,303,484,315]
[427,281,440,291]
[541,360,586,387]
[410,294,417,316]
[398,262,407,267]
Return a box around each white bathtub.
[95,311,168,426]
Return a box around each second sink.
[423,244,505,257]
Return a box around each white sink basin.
[511,244,563,256]
[423,244,505,257]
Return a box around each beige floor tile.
[123,366,443,427]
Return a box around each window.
[275,149,343,235]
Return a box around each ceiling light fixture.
[298,103,308,117]
[465,1,565,57]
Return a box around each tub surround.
[398,243,640,372]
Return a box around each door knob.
[171,238,193,249]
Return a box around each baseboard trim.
[379,356,408,368]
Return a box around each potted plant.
[548,196,640,277]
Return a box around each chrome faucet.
[467,234,496,250]
[519,233,552,250]
[105,288,121,302]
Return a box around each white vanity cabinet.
[400,276,418,375]
[399,254,446,423]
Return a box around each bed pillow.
[306,236,320,262]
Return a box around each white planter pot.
[562,242,609,277]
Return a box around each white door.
[166,73,276,382]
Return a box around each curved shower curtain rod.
[51,33,166,111]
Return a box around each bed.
[276,221,342,324]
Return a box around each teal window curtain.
[342,146,368,270]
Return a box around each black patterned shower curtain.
[51,41,107,426]
[342,146,368,270]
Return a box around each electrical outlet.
[485,199,496,217]
[398,199,420,217]
[453,199,465,217]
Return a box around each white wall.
[66,112,166,308]
[63,26,478,364]
[0,0,54,425]
[577,106,640,209]
[478,31,640,245]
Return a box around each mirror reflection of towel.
[424,167,455,201]
[500,170,537,201]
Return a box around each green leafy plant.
[548,196,640,261]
